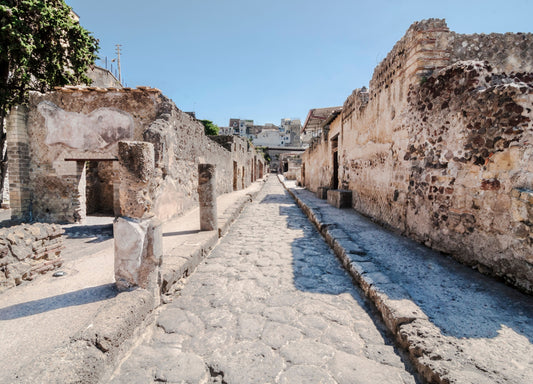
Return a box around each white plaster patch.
[38,101,134,150]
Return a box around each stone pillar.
[6,106,31,221]
[117,141,155,218]
[114,141,162,295]
[114,217,162,293]
[198,163,217,231]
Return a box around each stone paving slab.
[109,176,418,383]
[0,180,265,384]
[280,176,533,384]
[160,182,263,296]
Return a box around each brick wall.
[6,105,31,221]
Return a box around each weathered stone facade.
[302,19,533,293]
[279,152,302,180]
[7,87,265,224]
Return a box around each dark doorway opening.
[233,161,238,191]
[86,161,115,215]
[331,135,339,189]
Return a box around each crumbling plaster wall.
[303,19,533,293]
[301,137,330,192]
[8,87,261,223]
[19,87,158,222]
[302,114,343,191]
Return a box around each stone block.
[114,217,162,292]
[118,141,155,183]
[0,223,64,292]
[117,141,155,219]
[198,164,218,231]
[316,187,330,199]
[327,189,352,209]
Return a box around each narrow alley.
[110,176,417,383]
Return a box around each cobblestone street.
[110,177,417,383]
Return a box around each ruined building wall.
[7,87,261,223]
[301,136,330,192]
[402,62,532,292]
[450,32,533,73]
[143,101,260,221]
[302,111,343,192]
[302,19,533,293]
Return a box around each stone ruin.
[7,86,265,224]
[0,223,64,291]
[302,19,533,293]
[5,85,266,290]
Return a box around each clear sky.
[65,0,533,127]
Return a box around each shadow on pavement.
[262,193,371,295]
[0,283,117,320]
[163,229,201,237]
[63,224,113,242]
[272,187,533,344]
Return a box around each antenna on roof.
[115,44,122,83]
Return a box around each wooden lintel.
[63,158,118,162]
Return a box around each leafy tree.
[256,146,271,163]
[0,0,99,202]
[199,119,219,136]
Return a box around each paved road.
[284,179,533,383]
[110,177,417,383]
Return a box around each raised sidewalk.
[0,179,265,383]
[280,176,533,384]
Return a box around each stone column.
[114,141,162,296]
[198,163,218,231]
[6,106,31,221]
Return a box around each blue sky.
[65,0,533,127]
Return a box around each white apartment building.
[221,118,303,147]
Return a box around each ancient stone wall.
[301,136,330,192]
[368,19,451,101]
[7,87,263,223]
[302,19,533,293]
[403,61,532,291]
[143,100,261,221]
[450,32,533,73]
[0,223,64,292]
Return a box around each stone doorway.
[85,160,116,216]
[233,161,238,191]
[331,135,339,189]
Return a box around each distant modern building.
[254,126,282,146]
[221,118,303,147]
[280,118,302,147]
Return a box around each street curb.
[278,176,445,384]
[16,289,156,384]
[17,180,266,384]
